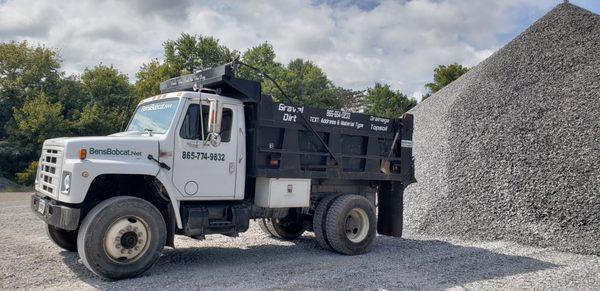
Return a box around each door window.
[180,104,233,142]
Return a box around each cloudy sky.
[1,0,599,101]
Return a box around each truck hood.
[44,136,160,161]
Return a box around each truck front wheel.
[46,224,77,252]
[77,196,166,279]
[325,194,376,255]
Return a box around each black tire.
[313,194,341,251]
[325,194,376,255]
[77,196,166,280]
[257,219,275,236]
[270,217,305,240]
[46,224,77,252]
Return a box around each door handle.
[186,141,201,148]
[229,162,236,174]
[238,127,244,163]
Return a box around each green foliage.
[164,33,235,74]
[81,64,132,108]
[15,161,38,185]
[134,59,176,101]
[334,87,364,112]
[269,59,342,109]
[0,41,62,138]
[5,92,67,174]
[424,63,469,95]
[70,103,126,136]
[78,65,134,134]
[55,76,89,119]
[237,43,343,109]
[237,42,282,82]
[365,83,417,118]
[135,33,235,103]
[0,42,136,183]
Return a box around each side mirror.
[206,98,223,146]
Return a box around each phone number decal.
[182,151,225,161]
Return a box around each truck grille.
[38,147,63,197]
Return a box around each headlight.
[61,171,71,194]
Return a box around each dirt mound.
[404,3,600,255]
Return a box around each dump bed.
[160,62,415,184]
[244,96,414,183]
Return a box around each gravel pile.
[404,3,600,255]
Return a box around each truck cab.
[35,91,245,227]
[31,62,415,279]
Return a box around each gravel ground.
[1,192,600,290]
[404,3,600,255]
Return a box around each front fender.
[60,156,160,204]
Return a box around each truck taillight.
[78,149,87,160]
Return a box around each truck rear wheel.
[325,194,376,255]
[46,224,77,252]
[77,196,166,279]
[258,217,304,240]
[257,218,275,236]
[313,194,341,251]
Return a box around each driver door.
[172,99,238,199]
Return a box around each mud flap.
[377,181,404,237]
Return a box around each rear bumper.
[31,194,80,231]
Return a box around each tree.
[134,33,235,102]
[0,41,62,138]
[77,65,134,134]
[164,33,235,74]
[5,92,67,176]
[365,83,416,118]
[134,59,176,101]
[55,75,90,120]
[70,103,125,136]
[81,64,132,108]
[236,44,343,109]
[266,59,343,109]
[424,63,469,98]
[336,87,366,112]
[236,42,282,82]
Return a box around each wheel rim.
[345,208,369,243]
[103,216,150,263]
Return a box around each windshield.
[127,99,179,134]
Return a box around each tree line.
[0,33,467,185]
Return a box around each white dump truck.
[31,62,415,279]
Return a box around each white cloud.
[0,0,562,98]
